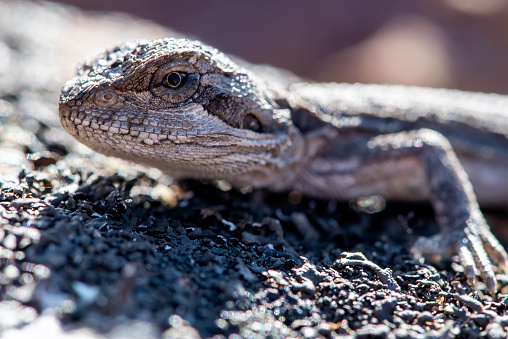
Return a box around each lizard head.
[59,38,303,188]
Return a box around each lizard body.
[59,38,508,292]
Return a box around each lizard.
[59,38,508,293]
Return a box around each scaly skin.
[59,38,508,292]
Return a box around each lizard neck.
[227,124,307,192]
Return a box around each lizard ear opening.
[242,114,263,133]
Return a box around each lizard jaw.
[59,87,302,186]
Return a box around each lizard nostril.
[94,89,118,107]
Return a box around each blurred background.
[52,0,508,94]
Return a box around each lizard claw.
[411,216,508,293]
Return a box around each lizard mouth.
[58,96,294,172]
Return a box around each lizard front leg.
[297,128,508,292]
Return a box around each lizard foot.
[411,215,508,293]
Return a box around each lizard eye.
[150,69,199,104]
[243,114,262,133]
[163,72,186,88]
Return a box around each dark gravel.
[1,1,508,338]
